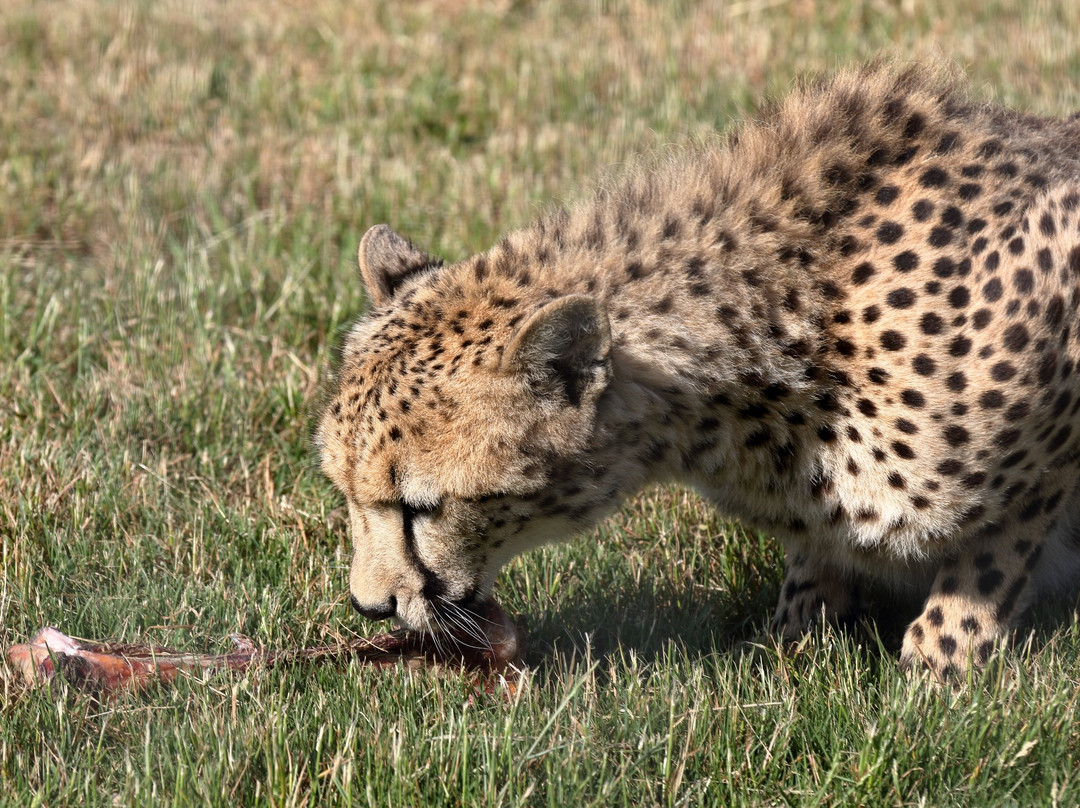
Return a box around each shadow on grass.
[515,576,1080,681]
[514,573,786,682]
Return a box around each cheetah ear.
[501,295,612,407]
[358,224,442,307]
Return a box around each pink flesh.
[4,600,523,699]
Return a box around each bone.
[4,600,523,699]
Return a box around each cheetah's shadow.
[515,578,1080,677]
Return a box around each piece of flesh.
[4,600,522,700]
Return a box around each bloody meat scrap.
[5,600,522,698]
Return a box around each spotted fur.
[316,62,1080,678]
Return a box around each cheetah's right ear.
[358,224,443,307]
[502,295,612,408]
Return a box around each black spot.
[995,429,1021,448]
[740,402,769,419]
[887,288,916,309]
[892,441,916,459]
[896,418,918,434]
[1003,324,1029,352]
[857,398,878,417]
[880,330,906,351]
[912,199,934,221]
[930,256,955,278]
[763,382,791,400]
[1005,401,1030,421]
[894,145,919,166]
[958,183,982,200]
[977,569,1005,595]
[962,472,986,489]
[876,221,904,244]
[912,355,936,375]
[981,278,1005,304]
[817,425,838,443]
[938,131,961,153]
[852,262,875,284]
[1038,248,1054,273]
[948,286,970,308]
[744,428,771,448]
[650,295,674,314]
[783,288,802,312]
[893,251,919,272]
[867,367,889,385]
[1045,491,1063,513]
[863,305,882,323]
[1001,450,1027,468]
[818,281,843,300]
[919,166,948,188]
[835,338,856,357]
[990,361,1016,382]
[948,336,972,357]
[995,161,1019,179]
[941,206,964,229]
[943,424,970,446]
[928,227,953,247]
[838,235,863,256]
[946,372,967,392]
[936,459,963,476]
[900,389,925,408]
[938,635,958,657]
[995,575,1029,622]
[1018,497,1042,521]
[875,185,899,205]
[920,312,944,335]
[888,471,906,488]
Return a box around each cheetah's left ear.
[358,224,443,307]
[501,295,611,407]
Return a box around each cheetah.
[316,62,1080,679]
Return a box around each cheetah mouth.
[422,597,521,663]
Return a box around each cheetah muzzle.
[316,62,1080,680]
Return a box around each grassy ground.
[3,0,1080,805]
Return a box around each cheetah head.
[316,225,612,634]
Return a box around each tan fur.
[316,62,1080,677]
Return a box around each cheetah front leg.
[771,550,863,641]
[900,521,1045,680]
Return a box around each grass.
[2,0,1080,805]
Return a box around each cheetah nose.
[350,593,397,622]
